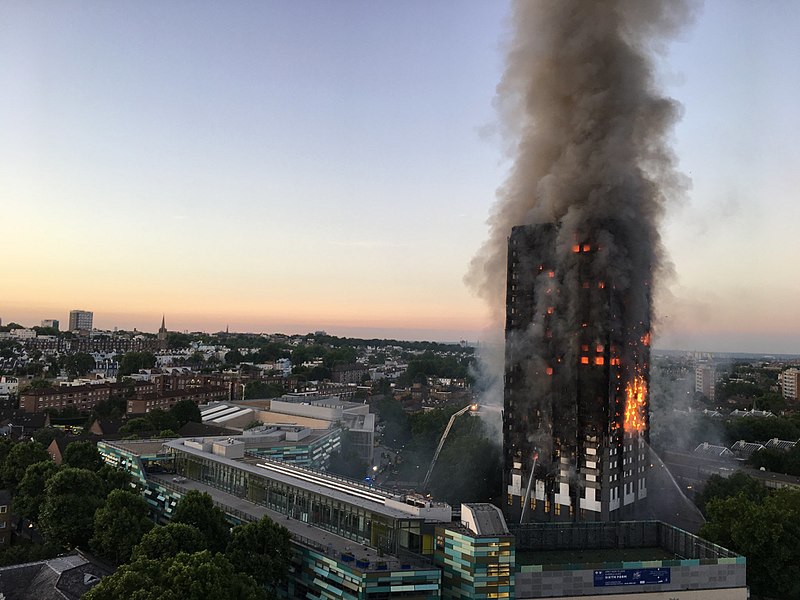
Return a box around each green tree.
[83,551,266,600]
[28,378,53,391]
[0,438,13,466]
[372,378,391,397]
[368,352,387,365]
[166,332,191,349]
[701,488,800,599]
[117,351,157,377]
[225,516,291,590]
[132,523,207,561]
[62,352,96,378]
[186,352,205,366]
[97,463,133,496]
[307,365,332,381]
[119,418,154,436]
[323,347,357,368]
[1,441,50,490]
[290,344,326,367]
[224,349,244,365]
[169,399,201,427]
[13,460,59,522]
[750,445,800,477]
[0,539,63,567]
[145,409,179,432]
[694,472,768,515]
[32,426,65,447]
[90,489,154,565]
[429,436,501,504]
[244,381,285,399]
[63,441,104,471]
[723,417,800,445]
[40,468,106,548]
[171,490,230,552]
[409,407,456,453]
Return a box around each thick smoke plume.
[468,1,694,389]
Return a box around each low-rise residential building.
[0,376,18,405]
[9,328,36,340]
[126,386,228,415]
[0,410,50,437]
[19,381,155,413]
[331,363,370,384]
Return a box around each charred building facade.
[503,224,651,523]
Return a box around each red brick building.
[126,386,227,415]
[20,381,155,413]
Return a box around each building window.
[0,506,6,514]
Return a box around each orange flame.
[624,376,647,432]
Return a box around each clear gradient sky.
[1,1,799,353]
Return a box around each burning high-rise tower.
[503,222,651,523]
[465,1,692,523]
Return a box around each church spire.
[158,315,167,344]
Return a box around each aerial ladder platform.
[421,403,477,490]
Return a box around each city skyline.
[3,2,800,353]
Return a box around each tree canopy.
[63,441,105,471]
[83,551,266,600]
[749,445,800,477]
[91,490,154,565]
[170,399,201,427]
[694,472,768,515]
[132,523,206,561]
[171,490,230,553]
[226,516,291,589]
[117,352,157,377]
[1,441,50,490]
[62,352,96,378]
[13,460,59,522]
[40,468,106,548]
[700,488,800,599]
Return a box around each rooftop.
[516,546,678,566]
[162,437,449,521]
[461,503,509,536]
[101,439,173,458]
[148,473,433,572]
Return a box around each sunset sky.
[2,1,799,353]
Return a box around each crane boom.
[422,404,473,490]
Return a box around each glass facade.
[246,428,341,469]
[173,447,423,554]
[434,526,515,600]
[287,545,442,600]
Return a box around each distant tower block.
[68,310,93,332]
[503,224,651,523]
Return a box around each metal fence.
[509,520,739,560]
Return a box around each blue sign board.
[593,567,670,587]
